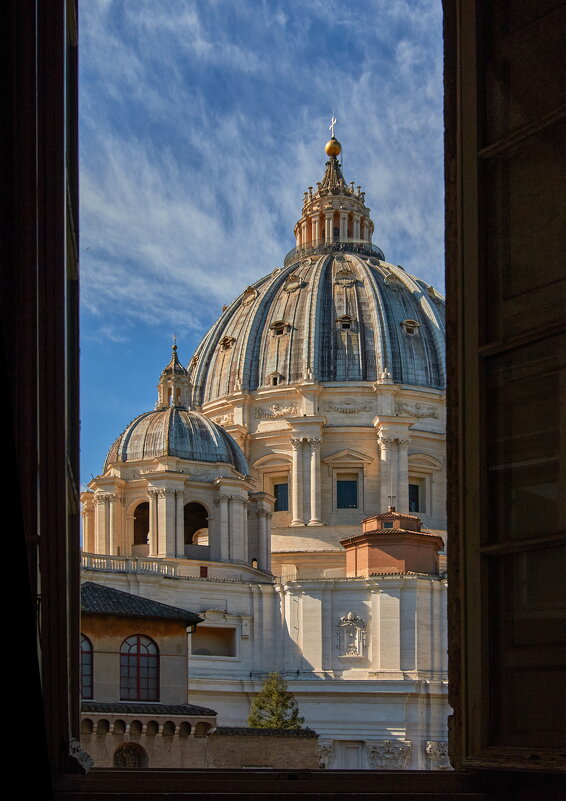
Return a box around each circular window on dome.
[284,274,303,293]
[241,287,258,305]
[269,320,290,337]
[335,268,356,287]
[219,336,235,351]
[401,319,420,336]
[368,257,380,266]
[300,258,312,268]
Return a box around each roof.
[81,701,216,717]
[81,582,203,626]
[104,406,248,474]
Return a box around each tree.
[247,672,305,729]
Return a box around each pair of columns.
[377,435,410,512]
[290,437,322,526]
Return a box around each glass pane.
[337,480,358,509]
[481,120,566,343]
[274,483,289,512]
[481,1,565,144]
[486,334,565,542]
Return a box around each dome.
[189,254,445,406]
[104,407,248,475]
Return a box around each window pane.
[337,480,358,509]
[409,483,420,513]
[274,483,289,511]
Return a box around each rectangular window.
[200,565,208,578]
[409,483,420,513]
[337,477,358,509]
[274,482,289,511]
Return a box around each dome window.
[269,372,285,387]
[219,336,235,351]
[401,319,420,336]
[269,320,289,337]
[337,315,355,331]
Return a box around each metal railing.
[284,238,385,268]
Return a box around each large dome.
[189,254,445,407]
[104,407,248,474]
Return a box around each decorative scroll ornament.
[214,414,234,427]
[335,268,356,287]
[367,740,412,770]
[241,286,258,305]
[326,398,369,414]
[284,274,304,293]
[337,611,367,656]
[255,403,298,419]
[425,741,450,770]
[395,402,439,419]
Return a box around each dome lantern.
[157,337,191,409]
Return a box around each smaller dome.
[104,407,248,475]
[325,136,342,156]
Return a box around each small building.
[80,582,217,768]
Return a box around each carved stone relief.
[214,414,234,427]
[326,398,369,414]
[255,404,298,419]
[395,402,439,419]
[425,740,450,770]
[337,611,367,657]
[367,740,412,769]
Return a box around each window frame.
[119,634,160,702]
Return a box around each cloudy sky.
[79,0,444,485]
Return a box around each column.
[324,211,333,242]
[339,211,348,241]
[397,439,410,513]
[308,437,322,525]
[215,494,230,561]
[290,438,304,526]
[82,507,95,553]
[378,435,395,511]
[94,494,109,554]
[257,510,272,573]
[175,490,185,557]
[160,488,176,556]
[352,213,361,241]
[125,514,135,555]
[311,215,320,244]
[148,489,159,556]
[108,493,118,554]
[301,219,308,247]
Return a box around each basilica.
[81,134,449,770]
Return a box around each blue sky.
[79,0,444,486]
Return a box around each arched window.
[133,501,149,546]
[81,634,93,699]
[120,635,159,701]
[113,743,148,769]
[184,502,208,547]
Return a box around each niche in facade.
[191,626,236,657]
[184,502,209,546]
[133,502,149,546]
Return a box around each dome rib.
[188,254,445,404]
[103,408,248,475]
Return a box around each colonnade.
[287,428,413,526]
[84,483,272,573]
[295,211,372,249]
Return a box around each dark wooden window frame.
[6,0,564,797]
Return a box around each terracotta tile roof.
[81,701,216,717]
[81,581,203,626]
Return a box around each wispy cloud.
[80,0,444,333]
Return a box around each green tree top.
[247,672,305,729]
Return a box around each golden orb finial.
[325,136,342,156]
